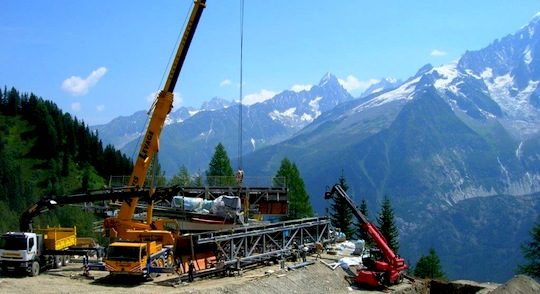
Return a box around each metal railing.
[108,175,286,189]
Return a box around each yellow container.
[35,227,77,250]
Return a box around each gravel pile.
[489,275,540,294]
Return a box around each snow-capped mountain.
[165,105,197,125]
[200,97,234,111]
[350,14,540,140]
[91,110,148,149]
[359,77,403,98]
[262,73,353,128]
[456,14,540,138]
[93,73,352,155]
[93,105,196,148]
[111,72,353,174]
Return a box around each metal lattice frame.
[192,217,332,269]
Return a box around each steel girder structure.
[191,217,332,269]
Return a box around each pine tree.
[206,143,234,186]
[518,219,540,278]
[413,248,446,279]
[6,87,20,116]
[193,170,203,187]
[377,195,400,253]
[169,165,191,186]
[30,102,58,159]
[146,157,166,187]
[356,198,374,246]
[329,172,354,238]
[275,158,313,220]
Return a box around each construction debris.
[286,260,315,271]
[319,260,340,271]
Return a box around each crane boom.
[164,0,206,93]
[116,0,206,225]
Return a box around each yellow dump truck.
[0,226,98,276]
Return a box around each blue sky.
[2,1,540,125]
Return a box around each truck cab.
[104,241,172,277]
[0,232,40,276]
[105,242,152,276]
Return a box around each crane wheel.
[149,257,166,279]
[167,254,174,267]
[157,257,165,268]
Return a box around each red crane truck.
[324,184,408,287]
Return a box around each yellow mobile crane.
[102,0,206,277]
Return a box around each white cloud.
[338,75,379,93]
[146,92,156,104]
[96,104,105,112]
[431,49,447,57]
[146,91,183,109]
[243,89,276,105]
[61,67,107,96]
[290,84,313,92]
[220,79,232,87]
[71,102,81,112]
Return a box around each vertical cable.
[238,0,244,171]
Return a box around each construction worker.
[292,241,299,262]
[315,242,324,260]
[301,246,308,262]
[235,169,244,185]
[188,258,195,282]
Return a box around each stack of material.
[171,195,241,217]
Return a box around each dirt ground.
[0,255,420,294]
[2,256,535,294]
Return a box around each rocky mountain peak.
[318,72,340,88]
[200,96,234,111]
[415,64,434,78]
[360,78,403,97]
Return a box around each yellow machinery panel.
[147,241,162,255]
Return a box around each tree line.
[0,86,133,233]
